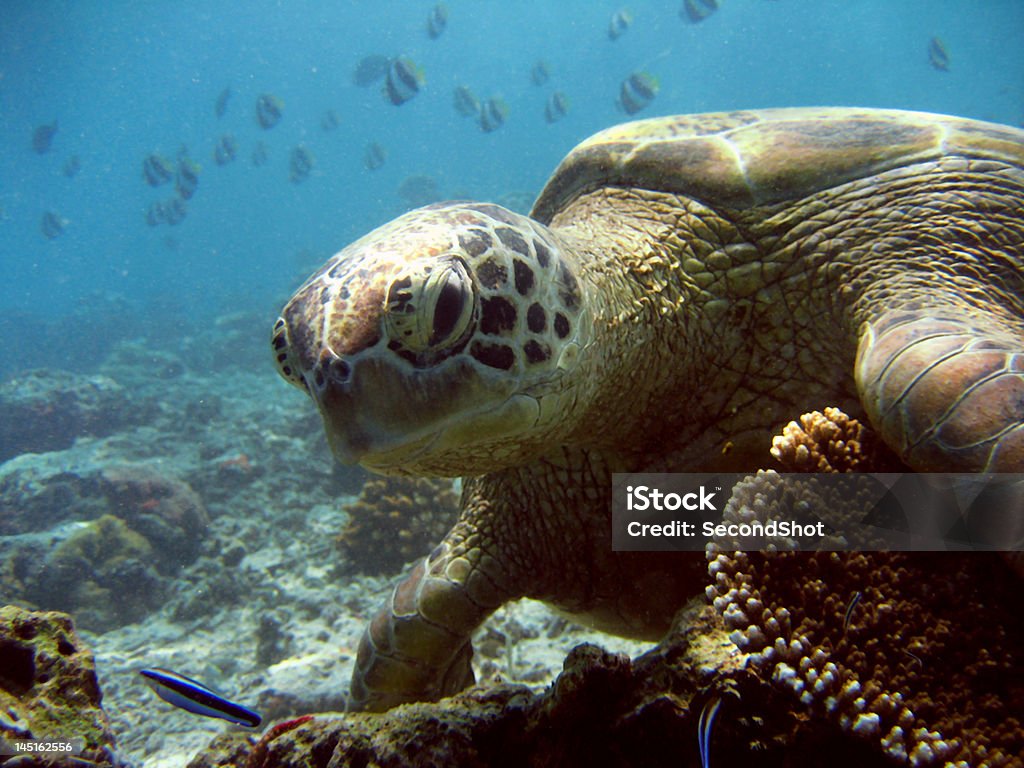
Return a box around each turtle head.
[272,201,590,475]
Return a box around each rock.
[0,462,209,632]
[28,514,165,632]
[0,370,143,463]
[0,605,120,765]
[98,465,209,568]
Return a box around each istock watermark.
[625,484,719,512]
[612,472,1024,552]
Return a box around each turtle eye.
[385,258,476,354]
[429,267,469,345]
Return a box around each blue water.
[1,0,1022,352]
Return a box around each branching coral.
[336,476,460,575]
[769,407,906,473]
[708,408,1024,766]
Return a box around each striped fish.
[384,57,424,106]
[479,97,509,133]
[843,590,863,634]
[617,71,659,115]
[698,694,722,768]
[140,668,262,728]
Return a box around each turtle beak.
[306,349,459,471]
[307,351,368,465]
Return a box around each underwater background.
[2,1,1024,767]
[3,0,1024,358]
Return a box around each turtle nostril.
[333,358,352,383]
[313,355,353,393]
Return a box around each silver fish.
[608,9,633,40]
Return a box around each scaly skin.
[272,109,1024,712]
[350,447,709,711]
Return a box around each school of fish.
[26,2,971,242]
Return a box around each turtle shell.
[531,107,1024,224]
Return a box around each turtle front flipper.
[856,308,1024,471]
[348,524,514,712]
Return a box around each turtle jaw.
[306,345,546,475]
[314,372,544,475]
[320,397,544,475]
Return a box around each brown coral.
[770,407,906,473]
[709,408,1024,766]
[336,476,460,575]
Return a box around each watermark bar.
[0,739,86,757]
[612,472,1024,552]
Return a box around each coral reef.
[0,370,146,463]
[336,476,460,575]
[709,407,1024,766]
[0,605,119,766]
[185,603,892,768]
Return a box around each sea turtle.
[271,108,1024,711]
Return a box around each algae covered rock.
[0,605,119,765]
[186,602,889,767]
[29,514,164,632]
[0,462,209,631]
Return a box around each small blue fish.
[903,649,924,668]
[140,667,262,728]
[843,590,863,634]
[697,695,722,768]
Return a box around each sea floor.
[0,319,649,767]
